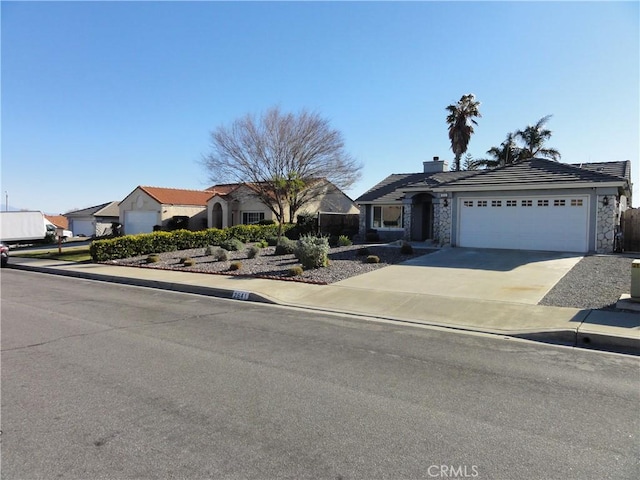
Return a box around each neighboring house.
[356,157,632,253]
[93,201,121,236]
[119,186,213,235]
[44,215,73,238]
[119,182,359,235]
[206,179,359,229]
[44,215,69,230]
[64,201,120,237]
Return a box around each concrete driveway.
[335,247,583,305]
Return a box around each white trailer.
[0,211,49,243]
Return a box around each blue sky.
[2,1,638,214]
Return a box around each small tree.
[461,153,479,171]
[203,107,362,239]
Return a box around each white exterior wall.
[119,187,207,234]
[119,189,161,223]
[237,196,274,224]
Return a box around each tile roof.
[570,160,630,181]
[94,201,120,217]
[207,180,328,201]
[139,186,214,206]
[355,171,476,203]
[206,184,243,197]
[64,201,116,217]
[44,215,69,229]
[356,159,631,203]
[437,158,630,189]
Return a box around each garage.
[123,211,158,235]
[458,195,589,253]
[70,219,94,237]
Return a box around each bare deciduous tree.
[203,107,362,236]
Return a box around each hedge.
[89,224,294,262]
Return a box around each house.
[118,181,359,235]
[44,215,69,231]
[356,157,632,253]
[44,215,73,238]
[64,201,120,237]
[206,179,359,229]
[119,187,213,235]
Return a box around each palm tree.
[446,94,482,171]
[515,115,561,161]
[474,132,521,169]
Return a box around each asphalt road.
[2,270,639,480]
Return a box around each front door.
[422,202,433,240]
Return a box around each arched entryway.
[211,202,223,229]
[410,193,434,241]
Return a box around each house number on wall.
[232,290,250,300]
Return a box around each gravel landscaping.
[539,254,636,311]
[109,243,436,285]
[108,242,638,312]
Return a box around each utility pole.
[5,191,7,211]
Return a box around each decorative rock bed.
[108,244,436,285]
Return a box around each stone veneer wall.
[402,201,412,240]
[358,208,367,239]
[596,196,617,253]
[432,204,441,244]
[434,200,452,246]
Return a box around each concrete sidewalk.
[6,256,640,355]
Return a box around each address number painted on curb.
[232,290,250,300]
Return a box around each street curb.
[512,330,578,349]
[8,262,639,356]
[8,262,276,305]
[575,331,640,356]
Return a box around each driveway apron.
[335,247,583,305]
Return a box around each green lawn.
[11,246,92,263]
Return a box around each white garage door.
[124,211,158,235]
[71,219,94,237]
[458,196,589,253]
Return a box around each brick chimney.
[423,156,448,173]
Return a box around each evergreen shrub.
[295,234,329,269]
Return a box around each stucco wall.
[302,188,359,220]
[119,189,161,225]
[162,205,207,230]
[207,184,357,226]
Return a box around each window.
[522,200,533,207]
[242,212,265,224]
[553,199,566,207]
[477,200,488,207]
[571,199,584,206]
[463,200,474,207]
[372,205,403,229]
[491,200,502,207]
[537,199,549,207]
[506,200,517,207]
